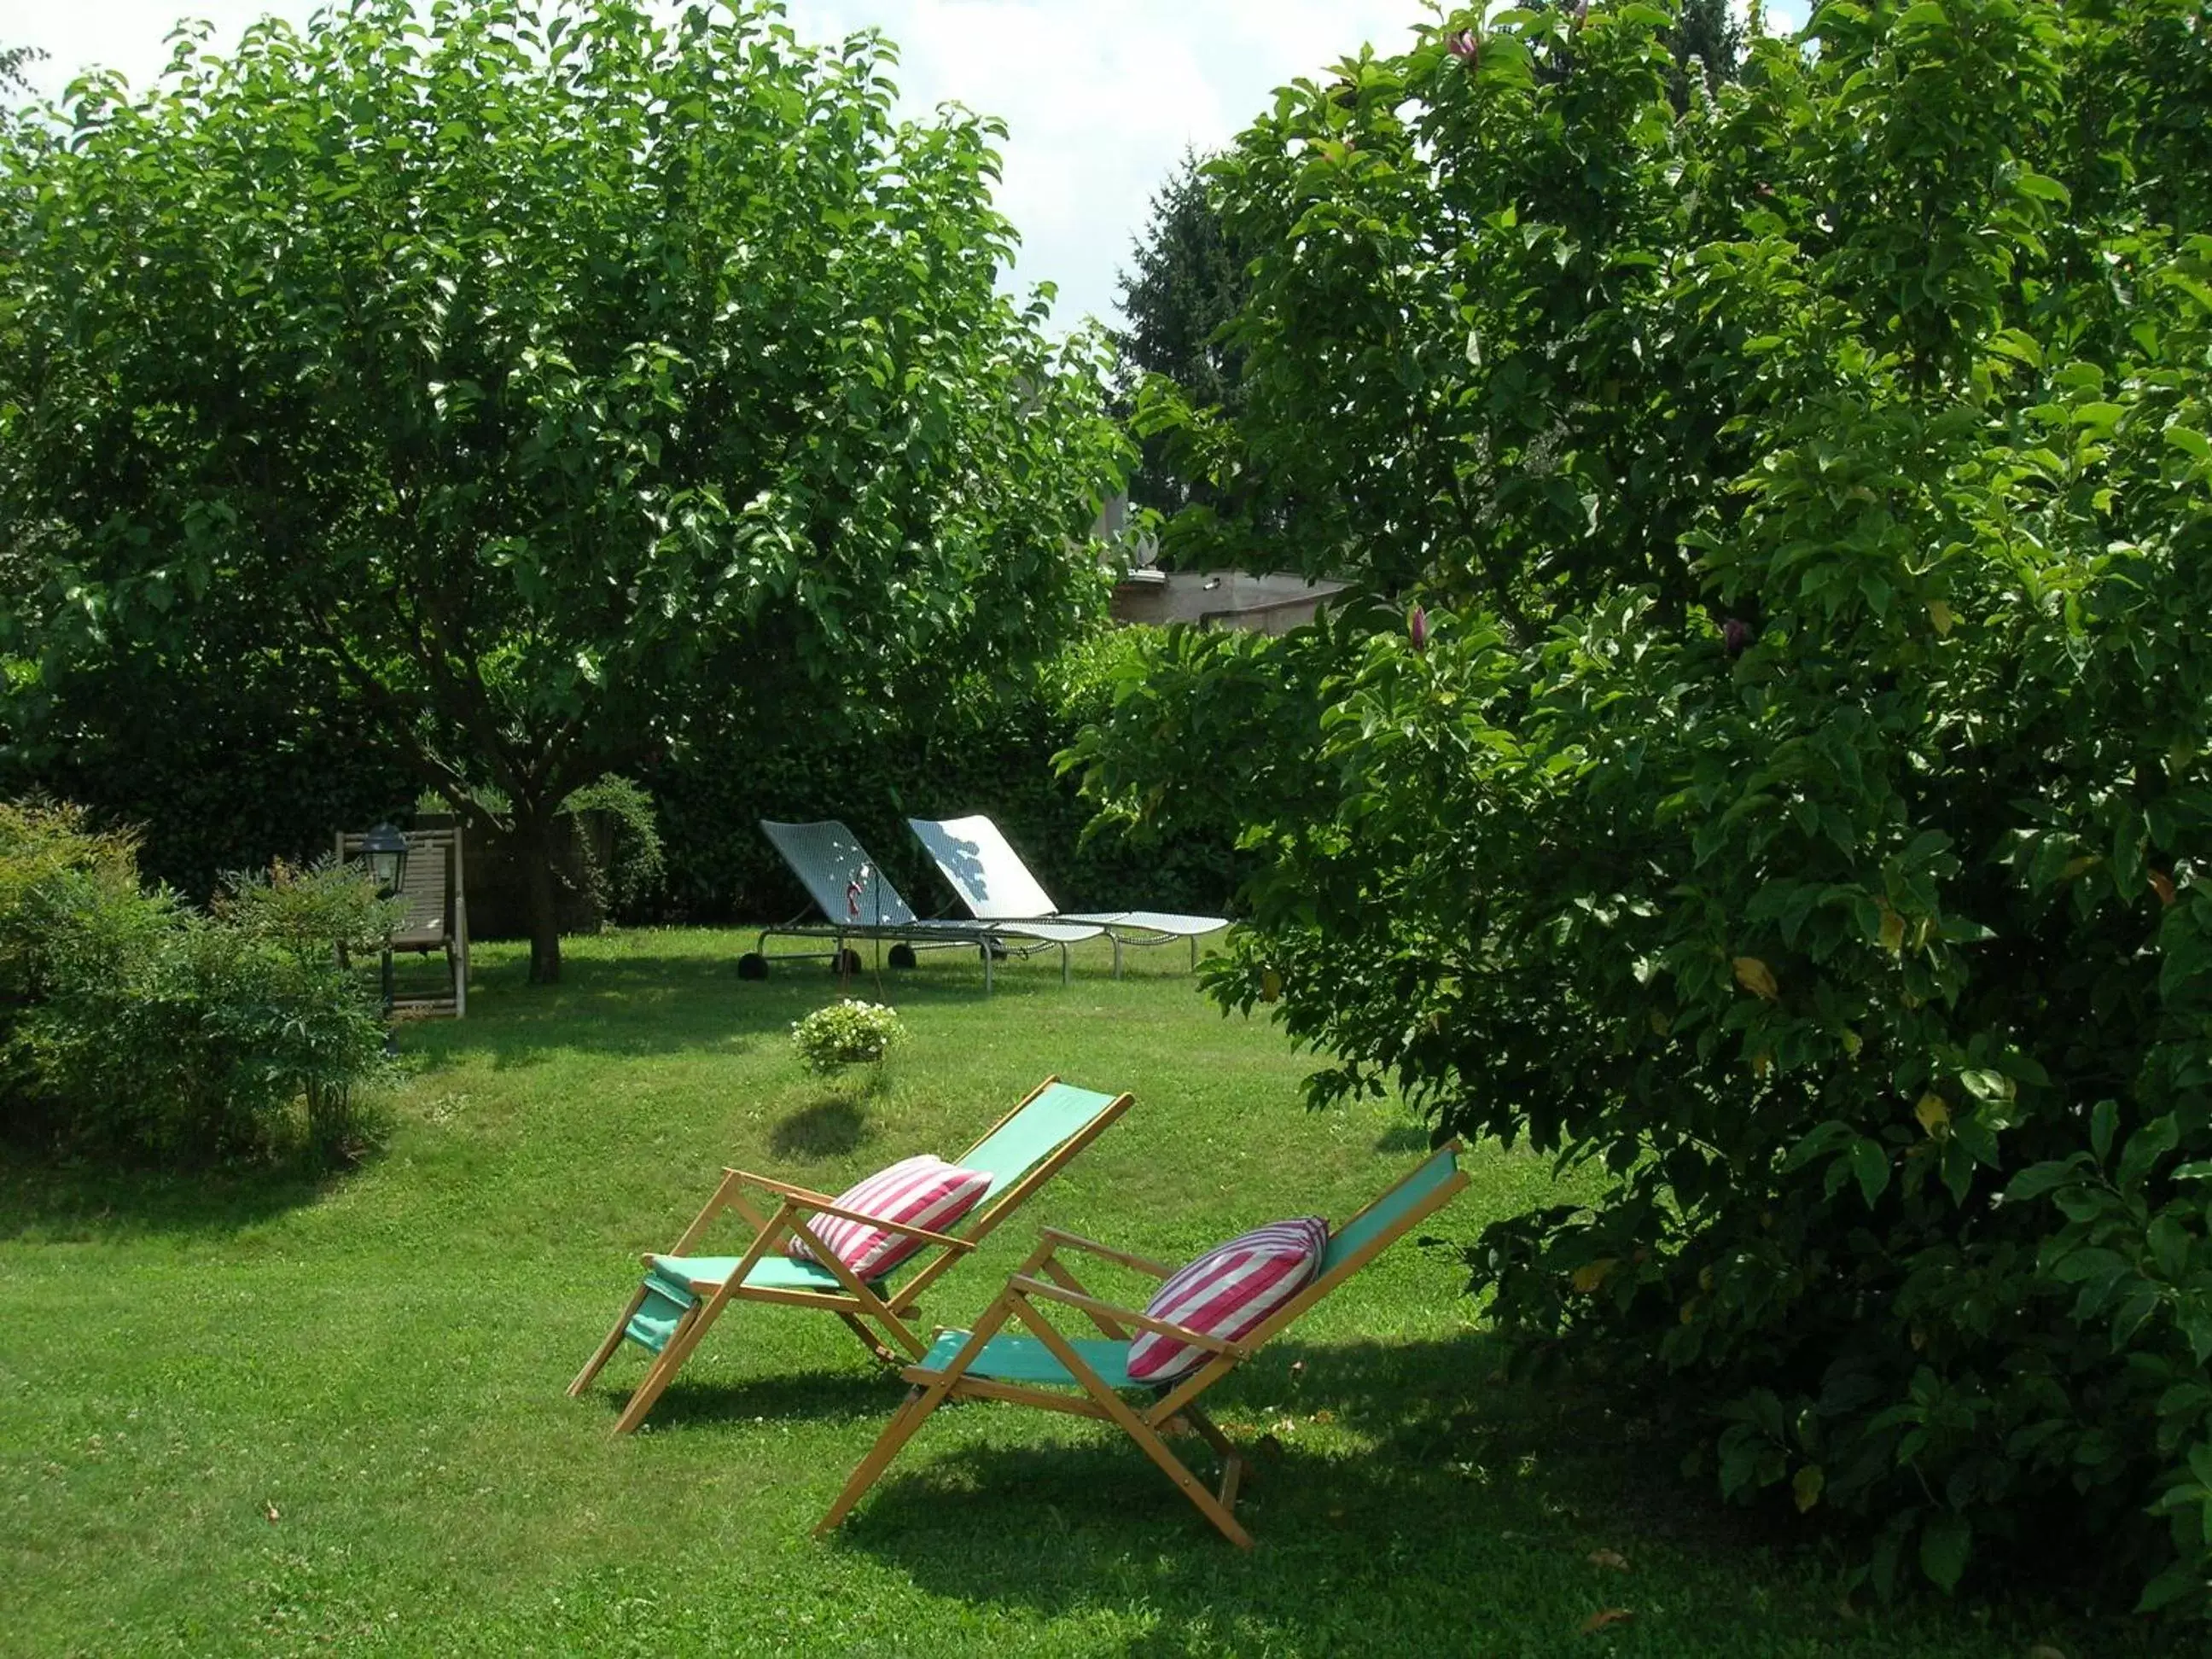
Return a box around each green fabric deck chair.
[570,1077,1132,1435]
[816,1142,1468,1548]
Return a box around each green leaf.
[1850,1138,1891,1208]
[2092,1099,2120,1163]
[1918,1511,1971,1592]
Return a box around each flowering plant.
[790,998,906,1075]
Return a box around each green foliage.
[789,997,906,1075]
[0,42,44,96]
[1074,0,2212,1615]
[0,650,416,904]
[0,0,1127,982]
[1,801,393,1162]
[559,775,667,918]
[1114,148,1254,518]
[418,772,668,924]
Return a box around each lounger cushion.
[787,1155,990,1278]
[1127,1217,1330,1382]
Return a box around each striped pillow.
[1126,1217,1331,1382]
[787,1155,991,1279]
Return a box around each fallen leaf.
[1312,1409,1334,1425]
[1580,1608,1634,1634]
[1733,956,1779,1002]
[1586,1549,1630,1571]
[264,1501,280,1524]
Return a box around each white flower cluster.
[790,998,907,1075]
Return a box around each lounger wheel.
[888,945,917,969]
[738,952,769,980]
[832,948,864,975]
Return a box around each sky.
[1,0,1813,332]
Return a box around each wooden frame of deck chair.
[816,1141,1468,1548]
[335,824,469,1018]
[570,1078,1132,1435]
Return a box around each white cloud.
[7,0,1819,329]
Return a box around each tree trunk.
[518,811,564,984]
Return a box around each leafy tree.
[1661,0,1743,102]
[1113,148,1252,516]
[0,0,1126,981]
[1073,0,2212,1614]
[0,43,43,96]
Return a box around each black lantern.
[359,823,409,899]
[358,824,409,1051]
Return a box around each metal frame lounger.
[571,1076,1133,1435]
[906,813,1229,975]
[817,1143,1469,1547]
[748,819,1103,992]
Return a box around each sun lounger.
[747,819,1103,991]
[907,814,1227,975]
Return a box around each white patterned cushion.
[786,1155,990,1279]
[1126,1217,1330,1382]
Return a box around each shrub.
[791,999,905,1076]
[1,802,394,1163]
[1072,0,2212,1617]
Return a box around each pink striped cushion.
[786,1155,991,1279]
[1126,1217,1331,1382]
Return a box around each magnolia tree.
[1074,0,2212,1615]
[0,0,1126,981]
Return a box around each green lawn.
[0,930,2144,1656]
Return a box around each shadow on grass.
[0,1147,346,1242]
[597,1365,905,1432]
[771,1096,873,1160]
[404,947,1068,1073]
[818,1332,1861,1654]
[1371,1123,1435,1154]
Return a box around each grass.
[0,929,2159,1656]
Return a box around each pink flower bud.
[1409,604,1430,652]
[1447,27,1480,62]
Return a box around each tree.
[0,0,1126,981]
[1661,0,1743,102]
[1071,0,2212,1612]
[0,43,43,96]
[1112,149,1252,517]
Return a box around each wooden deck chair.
[335,824,469,1017]
[817,1142,1468,1548]
[570,1077,1132,1435]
